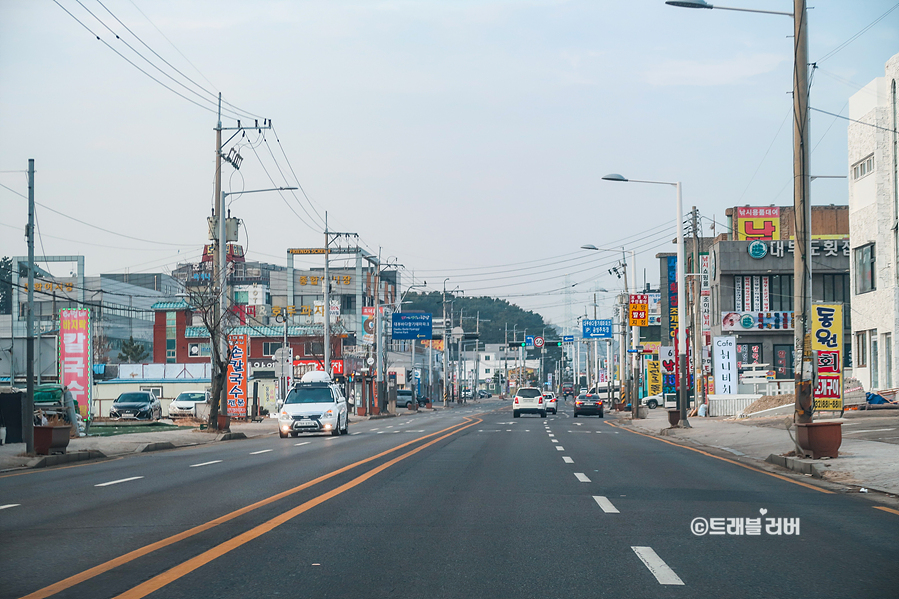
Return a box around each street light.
[665,0,814,424]
[602,174,690,427]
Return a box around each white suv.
[513,387,546,418]
[278,371,349,438]
[544,391,558,414]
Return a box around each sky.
[1,0,897,334]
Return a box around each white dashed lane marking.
[95,476,144,487]
[250,449,273,455]
[351,432,362,435]
[632,546,684,585]
[294,442,311,446]
[190,460,222,468]
[562,457,574,464]
[574,473,591,483]
[556,446,564,451]
[593,496,620,513]
[0,504,21,510]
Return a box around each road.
[1,398,897,598]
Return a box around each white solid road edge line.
[574,472,591,482]
[632,546,685,585]
[189,460,223,468]
[0,504,21,510]
[593,496,620,514]
[95,476,144,487]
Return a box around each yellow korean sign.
[812,303,843,411]
[646,360,662,396]
[736,206,780,240]
[629,293,649,327]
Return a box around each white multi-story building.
[847,52,898,393]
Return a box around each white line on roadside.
[843,428,896,434]
[250,449,273,455]
[0,504,21,510]
[632,547,684,585]
[563,457,574,463]
[95,476,144,487]
[189,460,222,468]
[556,446,564,451]
[574,472,591,483]
[351,432,362,435]
[593,496,619,513]
[295,442,311,446]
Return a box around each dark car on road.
[109,391,161,420]
[574,392,603,418]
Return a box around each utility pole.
[24,159,35,454]
[793,0,814,424]
[323,212,330,375]
[504,323,508,398]
[442,282,449,407]
[692,206,703,411]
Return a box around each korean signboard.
[713,336,738,395]
[362,307,376,344]
[722,311,794,331]
[226,334,248,417]
[667,256,678,342]
[736,206,780,241]
[58,309,92,419]
[629,294,649,327]
[582,319,612,339]
[646,360,662,396]
[812,304,843,411]
[391,313,433,340]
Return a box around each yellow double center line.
[23,416,481,599]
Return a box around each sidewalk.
[619,408,899,496]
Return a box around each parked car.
[278,370,348,438]
[168,390,209,418]
[396,389,427,408]
[642,393,662,409]
[109,391,161,421]
[574,392,603,418]
[544,391,558,414]
[478,390,492,399]
[513,387,546,418]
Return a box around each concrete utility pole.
[442,280,449,407]
[792,0,814,424]
[692,206,703,409]
[214,95,226,418]
[324,212,330,374]
[24,159,35,454]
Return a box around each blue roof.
[151,300,191,311]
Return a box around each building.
[847,52,899,393]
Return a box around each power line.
[815,1,899,63]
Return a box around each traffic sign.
[391,313,433,340]
[562,335,574,343]
[582,319,612,339]
[526,335,535,348]
[534,336,545,348]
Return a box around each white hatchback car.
[278,371,349,438]
[512,387,546,418]
[544,391,558,414]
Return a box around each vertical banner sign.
[629,293,649,327]
[700,254,710,292]
[647,360,662,396]
[227,334,249,417]
[812,304,843,411]
[700,295,711,333]
[362,307,375,345]
[713,336,738,395]
[743,276,752,311]
[58,309,92,419]
[752,276,761,311]
[762,276,770,311]
[667,256,678,341]
[734,276,743,313]
[659,346,675,395]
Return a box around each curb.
[765,454,826,479]
[215,432,248,441]
[137,442,176,453]
[26,450,107,469]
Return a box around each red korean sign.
[293,359,344,375]
[58,309,92,419]
[227,334,249,417]
[629,293,649,327]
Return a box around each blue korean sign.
[563,335,575,343]
[526,335,535,348]
[582,319,612,339]
[391,313,433,340]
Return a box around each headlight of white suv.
[322,409,334,419]
[279,411,291,420]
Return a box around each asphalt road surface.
[2,398,897,598]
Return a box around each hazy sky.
[1,0,896,332]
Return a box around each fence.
[707,394,761,417]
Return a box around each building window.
[485,368,490,374]
[851,154,874,180]
[773,344,793,380]
[769,275,793,312]
[305,341,324,357]
[871,331,879,389]
[484,355,491,362]
[854,243,875,294]
[822,273,851,329]
[855,331,867,367]
[263,342,283,356]
[883,333,893,389]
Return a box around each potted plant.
[795,421,842,459]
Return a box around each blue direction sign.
[391,313,433,340]
[563,335,575,343]
[526,335,535,348]
[582,319,612,339]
